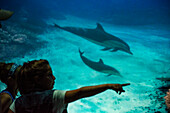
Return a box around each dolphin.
[54,23,133,55]
[79,49,121,76]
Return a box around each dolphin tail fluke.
[79,48,84,56]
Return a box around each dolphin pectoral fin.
[101,47,111,51]
[110,48,119,52]
[54,23,62,29]
[99,59,104,64]
[107,74,112,76]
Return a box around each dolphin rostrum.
[79,49,121,76]
[54,23,133,55]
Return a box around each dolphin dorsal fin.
[96,23,105,32]
[99,58,104,64]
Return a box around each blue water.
[0,0,170,112]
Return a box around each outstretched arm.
[65,83,130,103]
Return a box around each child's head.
[18,59,55,95]
[0,62,19,92]
[0,62,14,84]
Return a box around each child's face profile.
[38,64,56,90]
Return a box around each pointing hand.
[109,83,130,95]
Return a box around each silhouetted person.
[8,59,130,113]
[0,62,21,113]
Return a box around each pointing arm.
[64,83,130,103]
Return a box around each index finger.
[121,83,130,86]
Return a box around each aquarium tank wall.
[0,0,170,112]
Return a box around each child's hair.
[0,62,14,84]
[18,59,50,95]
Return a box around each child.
[8,59,130,113]
[0,62,21,113]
